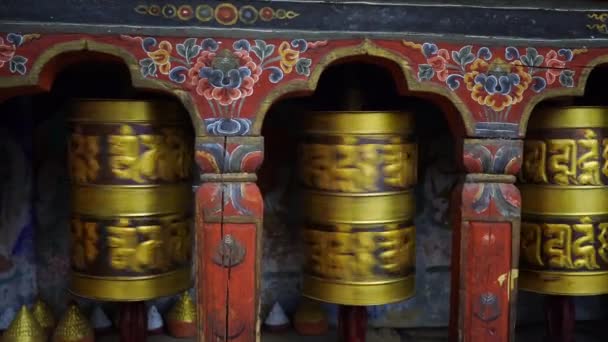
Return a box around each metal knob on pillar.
[65,99,194,340]
[298,110,417,340]
[519,106,608,342]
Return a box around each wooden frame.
[3,2,608,341]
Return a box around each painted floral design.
[0,38,16,70]
[0,33,39,75]
[464,57,532,112]
[407,42,580,119]
[125,35,324,135]
[187,47,263,106]
[207,182,252,216]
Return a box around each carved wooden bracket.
[212,234,246,268]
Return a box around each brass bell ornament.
[298,110,417,305]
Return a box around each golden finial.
[166,292,197,338]
[167,292,196,323]
[2,305,45,342]
[32,299,55,333]
[52,304,94,342]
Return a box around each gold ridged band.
[302,275,415,306]
[70,268,192,301]
[528,106,608,130]
[301,111,415,135]
[301,190,415,224]
[519,270,608,296]
[72,184,192,217]
[68,99,188,123]
[520,185,608,217]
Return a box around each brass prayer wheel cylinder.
[298,111,417,306]
[519,106,608,295]
[66,99,194,301]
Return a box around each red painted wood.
[451,181,518,342]
[196,179,262,342]
[200,221,228,341]
[197,182,225,220]
[338,306,367,342]
[0,32,596,134]
[222,181,262,342]
[196,185,228,342]
[462,140,523,175]
[449,184,464,342]
[466,222,511,342]
[459,183,521,221]
[545,296,575,342]
[222,183,263,218]
[119,302,146,342]
[451,138,522,342]
[223,222,258,342]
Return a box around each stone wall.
[0,98,37,318]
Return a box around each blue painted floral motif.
[205,118,252,136]
[405,41,582,120]
[124,35,326,135]
[0,33,39,75]
[474,73,521,98]
[196,142,261,173]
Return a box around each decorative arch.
[518,54,608,136]
[0,39,203,135]
[250,39,472,136]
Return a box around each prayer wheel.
[66,99,193,301]
[298,111,417,305]
[519,106,608,295]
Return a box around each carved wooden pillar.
[195,136,264,342]
[449,139,523,342]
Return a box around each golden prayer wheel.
[519,106,608,295]
[298,111,417,305]
[66,99,193,301]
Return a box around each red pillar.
[545,296,575,342]
[195,136,264,342]
[119,302,146,342]
[338,306,368,342]
[449,139,523,342]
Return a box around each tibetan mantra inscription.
[66,100,193,301]
[69,123,192,184]
[521,218,608,271]
[522,130,608,185]
[519,106,608,296]
[303,222,415,281]
[298,111,417,306]
[298,138,417,192]
[71,216,191,275]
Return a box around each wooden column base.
[545,295,575,342]
[338,305,367,342]
[119,301,147,342]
